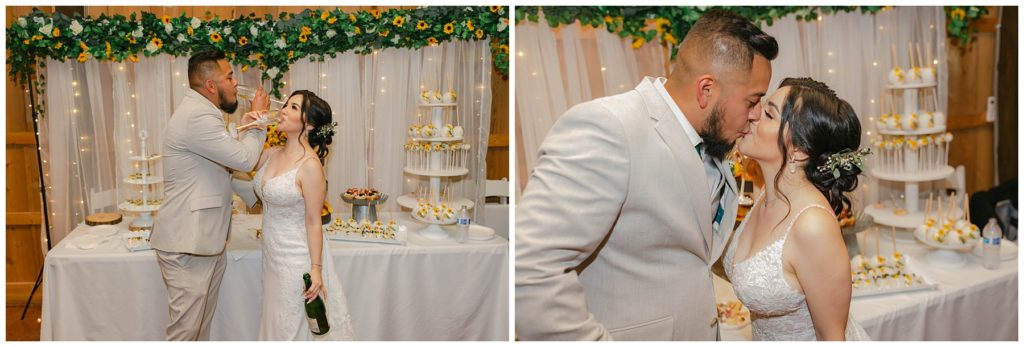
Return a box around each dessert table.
[716,233,1018,341]
[41,214,509,341]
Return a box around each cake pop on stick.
[963,192,970,221]
[891,225,898,255]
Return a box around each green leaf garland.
[7,6,510,98]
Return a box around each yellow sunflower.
[128,36,137,44]
[54,41,63,49]
[105,41,112,57]
[349,13,357,22]
[631,37,644,49]
[378,29,389,37]
[210,32,222,42]
[32,35,42,41]
[187,26,194,36]
[354,26,362,34]
[328,17,337,25]
[53,27,60,37]
[239,36,248,46]
[301,26,312,35]
[604,15,614,24]
[500,44,509,54]
[23,39,29,45]
[475,29,484,39]
[77,52,89,62]
[393,15,404,27]
[79,41,88,50]
[416,20,428,31]
[951,8,966,20]
[161,15,172,25]
[129,54,138,62]
[152,37,163,49]
[443,22,454,34]
[664,33,678,45]
[321,10,330,21]
[654,18,670,33]
[489,6,502,13]
[427,37,438,45]
[370,9,381,19]
[466,20,475,31]
[299,33,308,43]
[288,51,295,59]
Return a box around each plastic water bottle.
[982,218,1002,270]
[455,206,470,243]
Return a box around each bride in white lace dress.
[246,90,355,340]
[724,78,869,341]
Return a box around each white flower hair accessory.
[818,147,872,179]
[316,121,338,138]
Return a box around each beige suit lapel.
[635,80,713,260]
[711,158,739,260]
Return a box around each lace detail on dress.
[724,194,870,341]
[254,157,356,341]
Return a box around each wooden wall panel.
[945,6,1002,193]
[488,68,510,180]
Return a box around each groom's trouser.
[155,249,227,341]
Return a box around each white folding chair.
[485,178,510,205]
[87,188,119,214]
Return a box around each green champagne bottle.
[303,273,330,335]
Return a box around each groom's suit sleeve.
[515,101,629,341]
[186,111,266,172]
[230,172,259,208]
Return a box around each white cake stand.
[913,227,974,269]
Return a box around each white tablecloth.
[41,214,508,341]
[717,234,1018,341]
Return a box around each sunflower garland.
[517,6,988,59]
[6,6,510,98]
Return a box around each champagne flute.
[236,85,286,108]
[236,109,282,130]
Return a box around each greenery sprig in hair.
[316,121,338,138]
[515,6,987,59]
[7,6,510,98]
[817,148,872,179]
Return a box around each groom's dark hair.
[187,49,226,89]
[677,9,778,76]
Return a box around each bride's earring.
[788,158,796,174]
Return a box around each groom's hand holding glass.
[237,84,275,131]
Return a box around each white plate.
[68,234,104,250]
[468,224,495,241]
[88,225,119,237]
[971,239,1018,261]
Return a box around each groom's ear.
[696,75,715,109]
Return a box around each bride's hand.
[304,269,326,302]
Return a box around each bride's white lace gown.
[254,157,355,341]
[724,193,870,341]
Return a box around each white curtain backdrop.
[515,7,948,205]
[41,40,492,246]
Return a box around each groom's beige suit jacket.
[515,78,739,340]
[150,89,265,256]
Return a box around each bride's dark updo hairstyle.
[290,90,335,162]
[774,77,863,217]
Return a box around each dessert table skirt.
[41,214,509,341]
[717,233,1018,341]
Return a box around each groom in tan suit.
[516,10,777,340]
[150,50,267,340]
